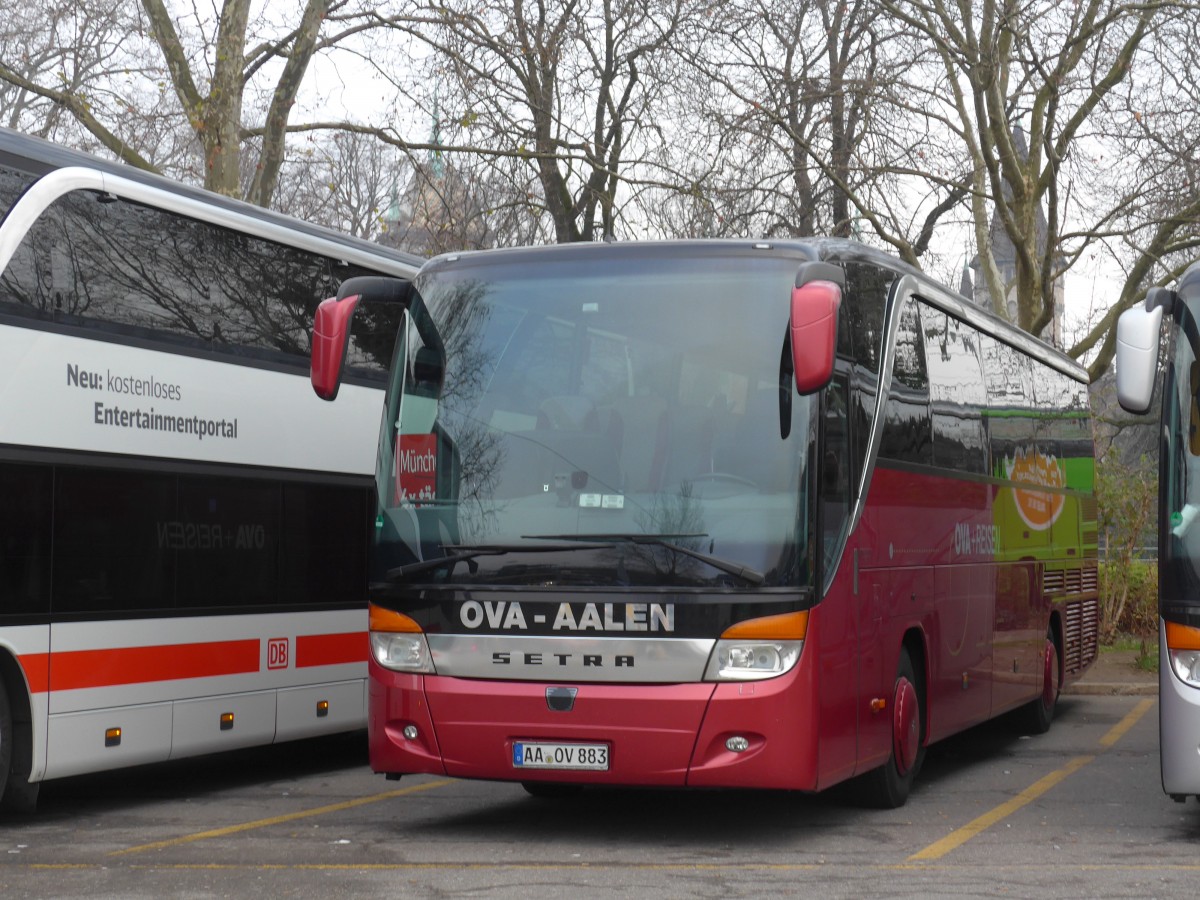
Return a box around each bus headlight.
[368,603,435,673]
[370,632,435,673]
[1166,622,1200,689]
[704,609,808,682]
[705,640,802,681]
[1169,649,1200,687]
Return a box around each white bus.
[1117,264,1200,802]
[0,127,421,810]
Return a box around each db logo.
[267,638,289,670]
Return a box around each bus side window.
[923,306,988,475]
[878,296,932,466]
[822,372,852,575]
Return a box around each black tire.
[1016,629,1060,736]
[521,782,584,799]
[1,720,39,813]
[859,648,925,809]
[0,685,12,808]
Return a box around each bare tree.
[677,0,967,261]
[884,0,1200,374]
[1069,7,1200,376]
[271,130,399,240]
[0,1,161,151]
[381,0,697,243]
[0,0,406,207]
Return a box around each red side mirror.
[311,294,361,401]
[790,281,842,394]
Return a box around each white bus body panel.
[0,149,416,793]
[40,609,366,781]
[1160,618,1200,797]
[170,690,278,759]
[47,702,173,779]
[276,679,367,743]
[0,327,380,474]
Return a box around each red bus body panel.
[370,648,823,790]
[368,456,1095,792]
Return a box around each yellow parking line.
[109,779,454,857]
[909,698,1155,862]
[1100,698,1155,748]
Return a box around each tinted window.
[878,297,931,465]
[923,306,989,474]
[839,261,892,485]
[0,163,36,219]
[822,371,852,573]
[53,467,176,614]
[0,190,395,378]
[280,483,370,606]
[1031,366,1091,463]
[982,334,1037,470]
[174,477,280,610]
[50,464,367,616]
[0,463,51,617]
[839,262,890,372]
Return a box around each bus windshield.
[1162,292,1200,623]
[374,248,818,589]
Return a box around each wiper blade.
[386,542,611,580]
[523,533,766,586]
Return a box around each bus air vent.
[1063,598,1100,674]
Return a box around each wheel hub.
[1041,638,1058,709]
[893,676,920,775]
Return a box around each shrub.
[1095,447,1157,641]
[1099,558,1157,640]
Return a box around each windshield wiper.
[386,542,612,581]
[523,533,766,586]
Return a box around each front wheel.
[858,647,925,809]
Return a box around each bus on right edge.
[1117,262,1200,802]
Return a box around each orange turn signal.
[720,609,809,641]
[1165,621,1200,651]
[369,603,424,634]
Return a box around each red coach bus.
[311,239,1098,806]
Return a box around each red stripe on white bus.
[17,631,367,694]
[49,639,260,691]
[19,653,50,694]
[295,631,366,668]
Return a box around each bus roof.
[0,126,424,272]
[420,237,1088,383]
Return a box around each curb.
[1064,682,1157,696]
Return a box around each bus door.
[815,367,866,784]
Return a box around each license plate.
[513,741,609,771]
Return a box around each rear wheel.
[859,647,924,809]
[1016,629,1060,735]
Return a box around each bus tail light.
[704,611,808,682]
[1165,621,1200,688]
[369,603,435,674]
